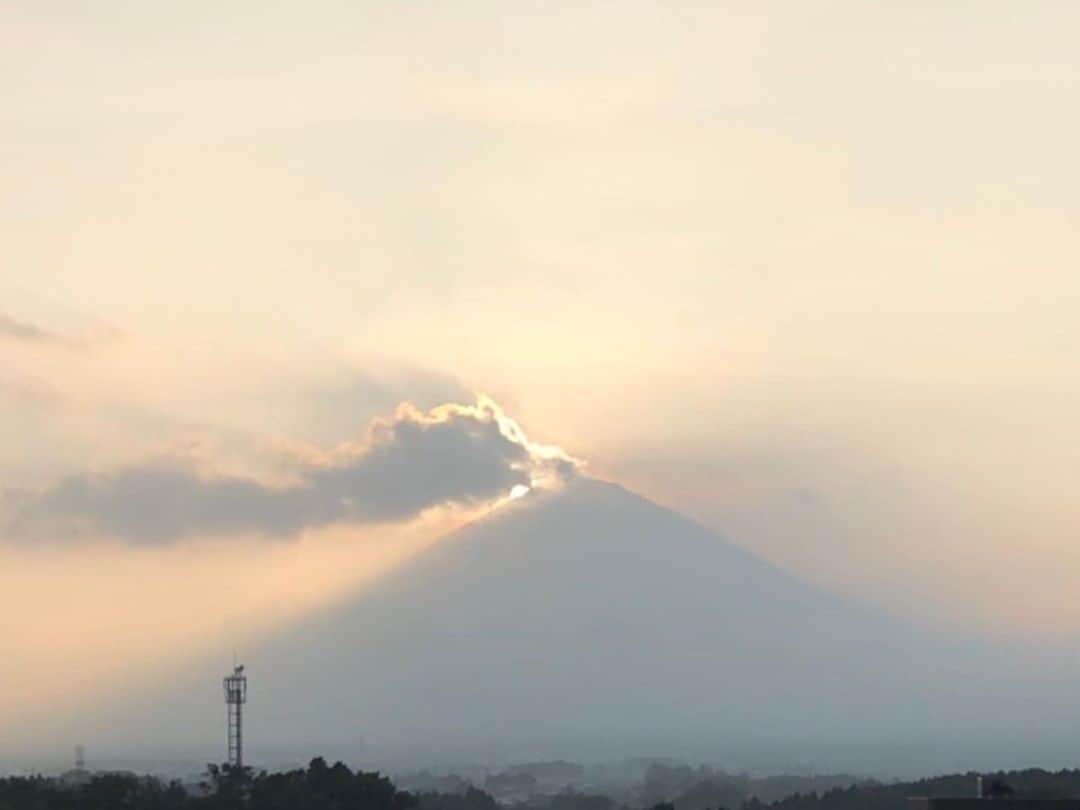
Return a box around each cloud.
[0,313,114,349]
[297,367,474,445]
[6,397,579,545]
[0,314,68,345]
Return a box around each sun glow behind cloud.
[6,395,579,545]
[0,394,577,736]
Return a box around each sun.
[509,484,531,500]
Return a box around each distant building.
[58,767,91,788]
[59,746,90,787]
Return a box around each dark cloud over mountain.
[7,399,574,545]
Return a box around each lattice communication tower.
[223,665,247,768]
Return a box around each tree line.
[0,758,414,810]
[4,759,1080,810]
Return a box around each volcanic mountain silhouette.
[241,478,992,748]
[61,477,1077,765]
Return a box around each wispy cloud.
[0,312,114,349]
[7,397,579,545]
[0,314,69,345]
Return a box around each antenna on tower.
[223,664,248,769]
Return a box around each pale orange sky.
[3,1,1080,736]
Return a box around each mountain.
[235,479,1024,752]
[46,477,1080,770]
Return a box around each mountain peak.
[230,476,911,749]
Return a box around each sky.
[3,1,1080,753]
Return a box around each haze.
[3,1,1079,771]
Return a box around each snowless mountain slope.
[244,478,998,745]
[52,477,1078,765]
